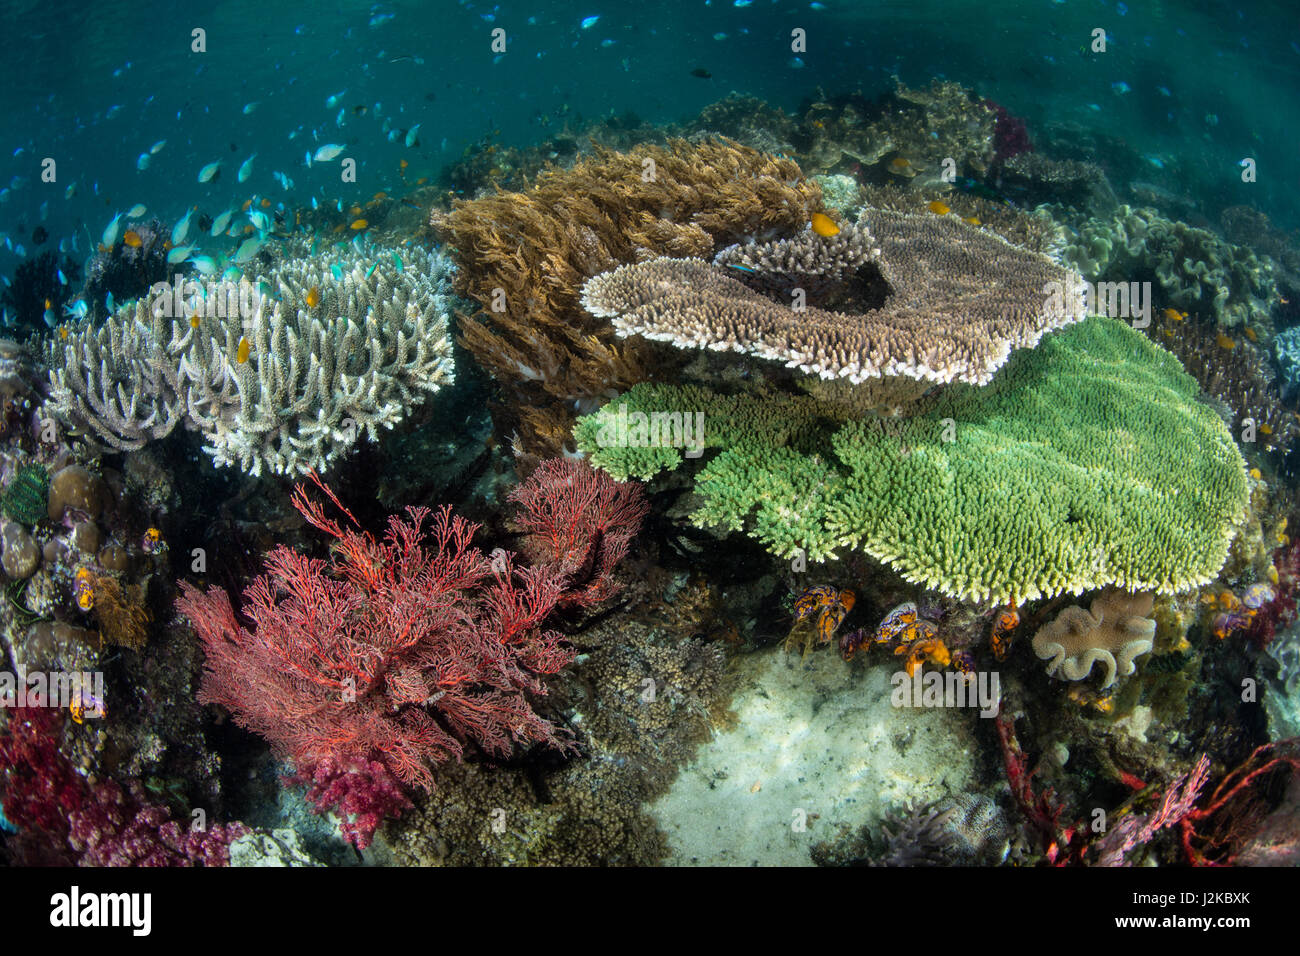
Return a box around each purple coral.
[983,99,1033,163]
[0,698,248,866]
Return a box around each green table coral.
[575,317,1248,605]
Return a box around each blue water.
[1,0,1298,279]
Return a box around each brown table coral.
[580,208,1086,415]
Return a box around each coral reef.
[578,317,1248,603]
[583,209,1085,402]
[1275,324,1300,400]
[47,241,456,475]
[0,699,247,865]
[429,138,822,456]
[1158,319,1296,459]
[983,99,1032,163]
[508,457,648,608]
[1059,205,1280,328]
[1031,589,1157,689]
[795,80,996,178]
[0,251,81,335]
[813,792,1012,866]
[177,477,577,849]
[1093,754,1211,866]
[82,219,171,319]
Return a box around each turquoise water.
[2,0,1300,872]
[2,0,1297,262]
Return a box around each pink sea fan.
[509,458,649,608]
[179,475,577,849]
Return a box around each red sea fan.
[178,475,577,849]
[509,458,649,608]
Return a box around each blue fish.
[580,15,600,29]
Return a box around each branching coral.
[1031,589,1157,688]
[47,241,456,475]
[577,317,1248,604]
[429,138,822,456]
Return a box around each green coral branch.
[576,317,1248,604]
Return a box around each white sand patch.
[650,647,982,865]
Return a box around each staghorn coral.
[47,241,455,476]
[1031,589,1157,689]
[577,317,1249,604]
[429,138,822,456]
[582,209,1086,400]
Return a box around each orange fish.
[1216,333,1235,350]
[305,286,321,308]
[400,159,409,169]
[190,314,201,329]
[1261,422,1274,436]
[927,200,950,216]
[59,326,69,340]
[350,205,362,217]
[242,199,253,211]
[373,191,388,201]
[1244,327,1257,342]
[963,216,981,226]
[236,337,251,364]
[122,230,142,247]
[416,176,428,185]
[1162,308,1186,322]
[890,157,911,170]
[350,218,368,230]
[261,198,271,208]
[810,212,840,237]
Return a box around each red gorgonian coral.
[509,458,649,608]
[178,475,578,848]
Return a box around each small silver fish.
[101,213,122,248]
[312,143,346,164]
[198,160,222,183]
